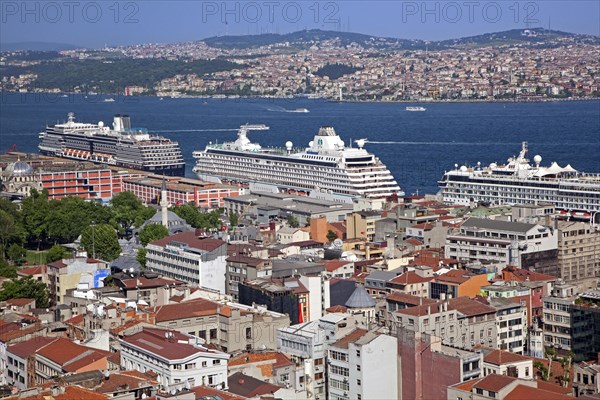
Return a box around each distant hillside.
[202,28,600,50]
[438,28,600,48]
[202,29,428,50]
[0,42,82,52]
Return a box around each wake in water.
[153,128,239,133]
[369,141,526,145]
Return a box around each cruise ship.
[39,113,185,175]
[439,142,600,217]
[192,125,402,199]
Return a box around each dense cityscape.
[1,21,600,400]
[2,28,600,100]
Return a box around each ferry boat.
[192,125,402,199]
[39,113,185,176]
[439,142,600,216]
[406,106,426,112]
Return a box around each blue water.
[1,93,599,195]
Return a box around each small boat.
[159,97,164,101]
[103,98,115,103]
[406,106,426,112]
[61,94,69,98]
[289,108,309,113]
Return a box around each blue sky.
[1,1,599,48]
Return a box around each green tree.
[0,276,50,308]
[136,248,147,268]
[326,230,339,243]
[46,196,93,243]
[20,189,50,248]
[139,224,169,246]
[287,215,299,228]
[228,211,240,229]
[7,244,26,265]
[46,244,69,263]
[171,205,223,230]
[0,210,24,258]
[0,260,17,278]
[110,191,154,232]
[81,224,121,261]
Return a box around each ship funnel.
[121,115,131,130]
[113,114,123,132]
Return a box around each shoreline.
[1,91,599,104]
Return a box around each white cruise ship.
[193,125,402,199]
[39,113,185,175]
[439,142,600,218]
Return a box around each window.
[330,378,349,391]
[185,362,195,370]
[356,350,361,357]
[246,327,252,339]
[202,361,207,367]
[476,388,483,395]
[489,391,496,398]
[330,351,348,362]
[330,365,349,376]
[210,329,217,340]
[525,367,529,377]
[213,360,220,365]
[357,365,361,371]
[315,358,324,366]
[357,379,361,386]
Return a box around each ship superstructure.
[39,113,185,175]
[439,142,600,217]
[192,125,402,199]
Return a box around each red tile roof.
[154,298,242,322]
[97,370,158,394]
[389,271,432,285]
[386,292,437,306]
[503,266,557,282]
[151,231,226,252]
[36,338,109,368]
[121,327,223,361]
[473,374,517,392]
[229,352,294,369]
[6,298,34,307]
[322,260,353,272]
[484,349,532,365]
[7,337,57,359]
[331,329,369,349]
[448,296,496,316]
[504,384,572,400]
[191,385,246,400]
[17,265,46,275]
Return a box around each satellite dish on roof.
[333,238,343,249]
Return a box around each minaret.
[160,179,168,228]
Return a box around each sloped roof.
[227,372,280,398]
[345,286,376,308]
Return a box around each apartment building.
[120,327,229,390]
[225,255,268,300]
[393,296,499,350]
[327,328,398,400]
[556,221,600,285]
[5,337,57,390]
[542,280,577,351]
[487,298,527,354]
[277,313,368,400]
[445,218,558,271]
[47,257,109,306]
[481,349,534,379]
[398,329,483,400]
[146,232,227,292]
[153,298,290,353]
